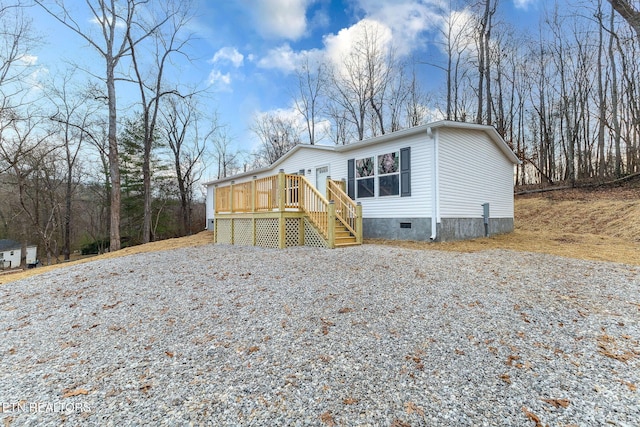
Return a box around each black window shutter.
[347,158,355,199]
[400,147,411,197]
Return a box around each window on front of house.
[378,151,400,196]
[355,157,375,198]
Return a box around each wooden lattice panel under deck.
[304,218,328,248]
[233,219,253,246]
[285,218,301,247]
[216,219,232,244]
[255,218,279,248]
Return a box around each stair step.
[335,237,357,244]
[334,241,361,247]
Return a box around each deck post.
[229,181,235,244]
[278,170,286,248]
[229,181,234,213]
[298,177,305,246]
[298,176,305,210]
[326,176,331,200]
[328,201,336,249]
[356,202,363,244]
[251,177,257,245]
[278,169,285,211]
[251,177,257,212]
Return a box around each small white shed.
[205,120,520,242]
[0,240,37,269]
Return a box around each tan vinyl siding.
[438,128,514,218]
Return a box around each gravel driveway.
[1,244,639,426]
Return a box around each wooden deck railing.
[327,179,362,243]
[215,185,231,212]
[255,175,277,211]
[213,170,361,247]
[297,176,329,238]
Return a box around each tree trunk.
[608,5,622,177]
[607,0,640,40]
[107,64,121,252]
[142,112,152,243]
[596,4,607,179]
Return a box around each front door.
[316,166,330,198]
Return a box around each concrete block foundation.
[363,217,514,242]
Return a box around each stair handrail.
[293,175,331,241]
[327,179,361,242]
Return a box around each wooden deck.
[213,171,362,249]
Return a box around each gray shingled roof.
[0,239,21,252]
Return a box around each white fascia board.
[203,144,337,186]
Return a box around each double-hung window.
[355,157,375,198]
[377,151,399,196]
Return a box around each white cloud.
[513,0,536,9]
[211,47,244,67]
[255,1,445,74]
[242,0,310,40]
[18,54,38,66]
[257,44,322,73]
[257,44,298,72]
[208,69,232,91]
[323,19,393,69]
[353,0,443,55]
[438,8,478,58]
[256,20,391,75]
[89,15,126,29]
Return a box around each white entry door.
[315,166,330,198]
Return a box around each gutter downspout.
[430,127,439,241]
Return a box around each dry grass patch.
[0,231,214,285]
[369,189,640,266]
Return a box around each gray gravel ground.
[0,244,638,426]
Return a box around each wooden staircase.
[334,219,359,247]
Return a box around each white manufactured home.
[205,121,520,247]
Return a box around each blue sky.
[196,0,541,149]
[27,0,544,179]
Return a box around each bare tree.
[210,126,239,179]
[292,56,325,145]
[596,0,608,179]
[324,102,349,145]
[608,0,640,40]
[46,69,100,259]
[404,67,430,128]
[162,95,213,235]
[362,23,395,136]
[474,0,497,124]
[0,115,59,265]
[607,2,622,177]
[35,0,171,252]
[251,112,301,165]
[126,1,194,243]
[325,20,400,141]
